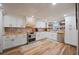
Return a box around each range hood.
[25,23,35,28]
[25,16,35,28]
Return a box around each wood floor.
[2,39,77,55]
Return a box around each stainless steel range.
[27,32,36,44]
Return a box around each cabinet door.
[11,18,17,27]
[36,32,41,40]
[49,32,57,41]
[4,15,11,27]
[14,35,27,46]
[36,32,48,40]
[16,18,24,27]
[4,15,17,27]
[4,38,14,49]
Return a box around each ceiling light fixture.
[52,3,56,5]
[32,16,34,17]
[64,14,67,17]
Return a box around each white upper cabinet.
[4,15,26,27]
[4,15,17,27]
[16,18,24,27]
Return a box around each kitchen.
[0,3,78,55]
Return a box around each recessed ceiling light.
[32,16,34,17]
[64,14,67,17]
[52,3,56,5]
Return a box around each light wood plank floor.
[2,39,77,55]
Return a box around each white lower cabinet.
[3,37,14,49]
[0,36,3,53]
[36,32,57,41]
[3,35,27,50]
[36,32,47,40]
[14,35,27,46]
[48,33,57,41]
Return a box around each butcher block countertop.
[57,32,64,34]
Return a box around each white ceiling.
[2,3,75,21]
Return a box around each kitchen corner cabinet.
[3,34,27,50]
